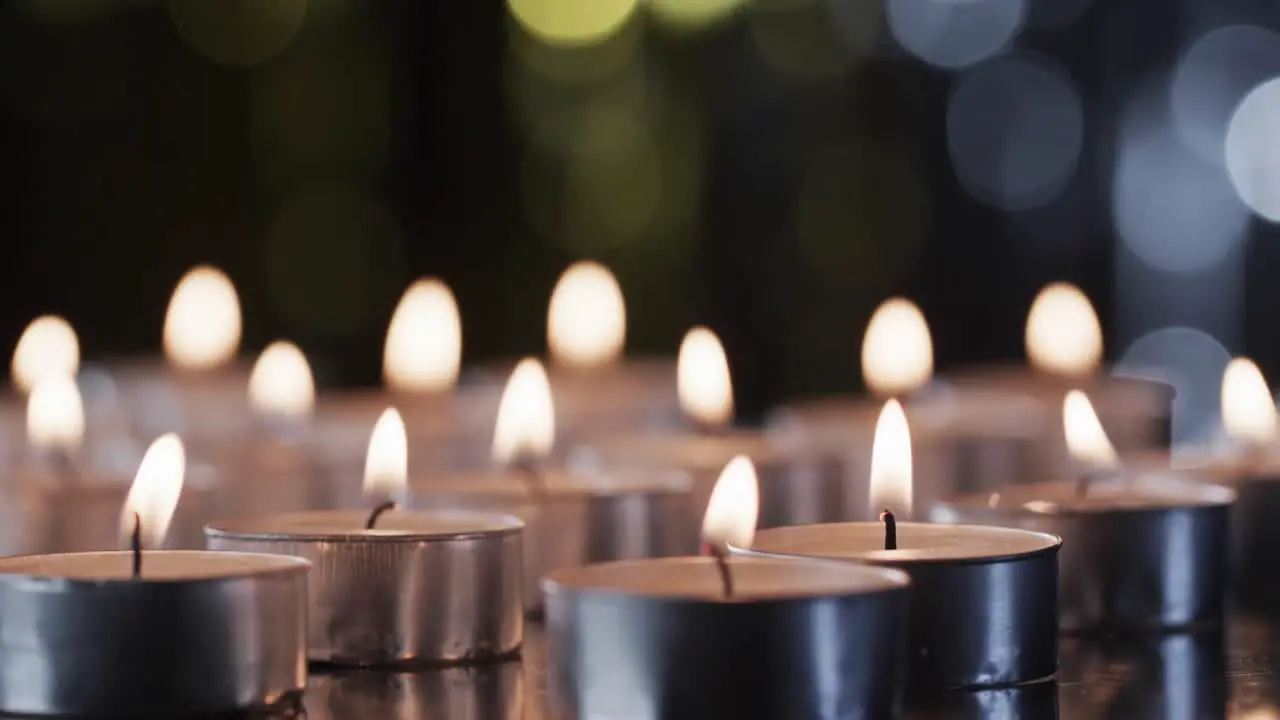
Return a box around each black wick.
[130,512,142,579]
[700,542,735,598]
[880,510,897,551]
[365,500,397,530]
[513,457,547,503]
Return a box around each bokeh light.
[1113,83,1249,273]
[887,0,1025,70]
[747,0,865,80]
[947,54,1083,211]
[1116,326,1231,446]
[646,0,744,33]
[168,0,307,67]
[1170,25,1280,167]
[507,0,638,48]
[1226,77,1280,222]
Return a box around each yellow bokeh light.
[647,0,744,32]
[508,0,638,47]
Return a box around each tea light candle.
[776,299,1053,519]
[744,400,1061,690]
[932,391,1235,633]
[2,377,214,553]
[409,358,697,613]
[543,456,912,720]
[207,408,525,667]
[0,434,310,718]
[107,265,252,444]
[574,326,846,528]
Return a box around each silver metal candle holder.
[931,477,1235,633]
[305,661,523,720]
[543,556,911,720]
[206,509,524,666]
[746,522,1061,690]
[0,550,308,717]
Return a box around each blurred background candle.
[574,326,847,528]
[108,265,251,446]
[0,316,83,462]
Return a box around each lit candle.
[0,434,309,717]
[745,400,1061,691]
[575,326,847,528]
[775,297,1049,514]
[109,265,251,444]
[544,456,912,720]
[206,407,525,666]
[408,357,695,614]
[932,391,1235,633]
[5,377,215,553]
[312,277,495,484]
[540,261,681,438]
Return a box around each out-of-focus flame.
[163,266,242,371]
[1063,390,1119,468]
[861,298,933,397]
[547,261,626,369]
[363,408,407,499]
[700,455,759,549]
[26,376,85,453]
[248,341,315,420]
[1025,283,1102,378]
[869,399,913,518]
[120,434,185,549]
[383,278,462,393]
[1222,357,1278,445]
[12,315,79,395]
[491,358,555,465]
[677,326,733,428]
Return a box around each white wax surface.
[949,476,1235,514]
[748,521,1059,564]
[0,550,306,581]
[206,509,522,541]
[581,429,793,474]
[410,467,691,499]
[544,556,908,602]
[1166,447,1280,482]
[945,364,1172,414]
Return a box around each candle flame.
[248,341,315,420]
[547,261,626,369]
[869,399,913,518]
[491,358,556,465]
[163,266,242,371]
[1025,282,1102,378]
[120,434,185,549]
[1221,357,1278,444]
[700,455,759,549]
[861,298,933,397]
[11,315,79,395]
[1063,390,1119,468]
[383,278,462,393]
[677,326,733,428]
[363,408,408,499]
[26,375,85,453]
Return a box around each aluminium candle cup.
[743,522,1061,690]
[0,550,308,717]
[304,660,523,720]
[104,358,253,446]
[543,556,911,720]
[773,391,1047,514]
[573,429,849,530]
[406,469,698,614]
[903,681,1059,719]
[206,509,524,667]
[930,474,1235,633]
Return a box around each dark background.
[0,0,1272,439]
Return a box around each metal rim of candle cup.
[206,510,526,668]
[739,524,1062,691]
[931,483,1236,635]
[0,550,310,717]
[543,556,912,720]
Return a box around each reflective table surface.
[266,612,1280,719]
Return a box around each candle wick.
[364,500,397,530]
[1075,474,1092,499]
[130,512,142,579]
[513,458,547,503]
[880,510,897,551]
[49,449,80,487]
[699,542,735,599]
